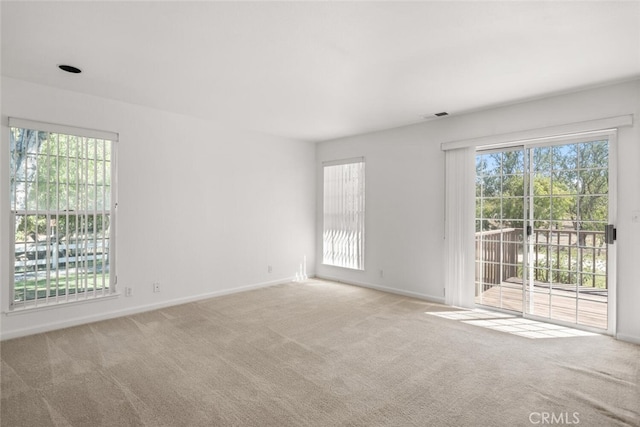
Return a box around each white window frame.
[6,117,118,312]
[322,157,365,270]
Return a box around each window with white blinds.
[322,159,365,270]
[9,119,117,309]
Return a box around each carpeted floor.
[1,279,639,426]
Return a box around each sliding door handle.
[605,224,616,244]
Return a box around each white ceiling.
[2,1,639,142]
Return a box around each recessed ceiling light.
[58,64,82,74]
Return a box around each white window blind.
[443,147,476,308]
[322,158,365,270]
[9,118,116,309]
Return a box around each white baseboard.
[314,274,445,304]
[615,333,640,345]
[1,277,296,341]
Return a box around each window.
[9,118,117,309]
[322,158,365,270]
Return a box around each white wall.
[316,79,640,344]
[0,77,316,340]
[316,125,447,302]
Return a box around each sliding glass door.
[475,133,615,331]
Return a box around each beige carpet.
[1,279,639,426]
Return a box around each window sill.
[4,292,120,316]
[321,263,365,272]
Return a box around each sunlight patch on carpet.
[426,309,515,321]
[426,310,599,339]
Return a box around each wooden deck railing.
[475,228,522,286]
[475,228,606,289]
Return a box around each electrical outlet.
[125,287,133,297]
[268,265,272,273]
[153,283,160,293]
[632,210,640,223]
[379,269,384,278]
